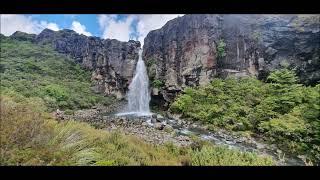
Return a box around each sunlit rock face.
[143,14,320,105]
[11,29,141,99]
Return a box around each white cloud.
[97,14,184,46]
[0,14,60,36]
[98,15,135,41]
[135,14,184,46]
[71,21,92,36]
[64,14,78,19]
[41,22,60,31]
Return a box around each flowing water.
[116,49,152,117]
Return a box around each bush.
[170,77,266,130]
[252,31,262,42]
[190,145,274,166]
[43,84,69,102]
[146,58,156,68]
[217,39,226,59]
[152,79,164,88]
[266,69,303,114]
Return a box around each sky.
[0,14,184,45]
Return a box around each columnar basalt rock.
[143,14,320,105]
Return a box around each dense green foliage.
[217,39,226,59]
[190,145,273,166]
[146,58,156,68]
[252,31,262,42]
[0,37,113,111]
[152,79,165,88]
[0,93,274,166]
[170,69,320,164]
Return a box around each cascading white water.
[116,49,152,116]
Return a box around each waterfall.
[116,49,152,116]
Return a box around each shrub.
[43,84,69,102]
[146,58,156,68]
[152,79,164,88]
[190,145,274,166]
[217,39,226,59]
[252,31,262,42]
[171,77,266,130]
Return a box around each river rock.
[164,124,174,133]
[154,123,165,130]
[234,122,246,131]
[151,118,157,123]
[156,114,165,122]
[256,143,266,150]
[142,122,148,127]
[190,123,198,129]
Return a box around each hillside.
[1,36,113,111]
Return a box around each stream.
[70,103,307,166]
[115,113,306,166]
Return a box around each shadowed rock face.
[143,14,320,104]
[11,29,141,99]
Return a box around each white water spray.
[116,49,151,116]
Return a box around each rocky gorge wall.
[143,14,320,105]
[7,15,320,106]
[10,29,141,99]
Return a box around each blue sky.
[30,15,101,37]
[1,14,183,45]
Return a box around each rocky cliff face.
[11,29,141,99]
[143,14,320,105]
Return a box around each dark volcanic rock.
[11,28,141,99]
[143,14,320,104]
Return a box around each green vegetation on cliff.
[170,69,320,164]
[152,79,165,88]
[0,37,113,111]
[217,39,226,59]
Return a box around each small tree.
[266,69,303,114]
[217,39,226,59]
[152,79,164,88]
